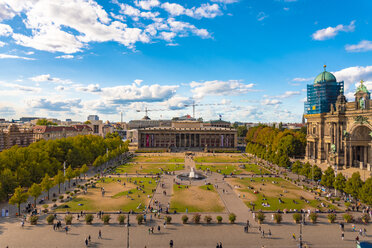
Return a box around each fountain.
[177,167,206,181]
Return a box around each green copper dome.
[356,80,370,94]
[314,70,337,84]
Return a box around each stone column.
[344,142,347,168]
[349,144,353,167]
[364,146,368,166]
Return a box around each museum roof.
[314,65,337,84]
[138,126,236,131]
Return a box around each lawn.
[115,163,184,174]
[130,155,184,163]
[170,184,225,213]
[243,164,271,175]
[196,164,243,175]
[193,155,251,163]
[55,177,157,212]
[228,177,337,211]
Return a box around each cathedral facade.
[305,67,372,172]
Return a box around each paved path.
[149,175,174,212]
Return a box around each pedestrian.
[268,229,271,238]
[157,225,161,232]
[169,239,174,248]
[88,235,91,243]
[363,228,367,236]
[151,227,154,233]
[292,233,296,240]
[85,237,88,246]
[148,228,151,234]
[219,241,223,248]
[356,236,359,242]
[341,232,344,240]
[359,229,363,237]
[65,226,69,234]
[216,243,219,248]
[98,229,102,239]
[262,230,265,238]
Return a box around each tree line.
[0,134,128,202]
[245,125,306,167]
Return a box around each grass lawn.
[194,155,251,163]
[196,164,242,175]
[131,156,184,163]
[170,184,225,213]
[115,163,184,174]
[55,177,157,212]
[243,164,271,175]
[229,177,337,211]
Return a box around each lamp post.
[299,212,305,248]
[127,212,130,248]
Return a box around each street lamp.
[299,212,305,248]
[127,212,130,248]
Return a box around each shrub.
[362,213,370,224]
[30,215,39,225]
[102,214,111,224]
[345,202,351,208]
[43,204,49,209]
[293,213,302,223]
[309,213,318,223]
[274,213,282,224]
[70,192,74,196]
[66,191,70,194]
[85,214,94,224]
[165,215,172,224]
[229,213,236,224]
[117,215,126,225]
[216,216,223,224]
[74,190,78,194]
[182,215,188,224]
[257,212,265,224]
[327,213,336,223]
[52,199,57,202]
[59,195,64,200]
[65,214,73,225]
[204,215,212,224]
[136,214,144,224]
[343,213,353,223]
[46,214,55,225]
[192,214,201,224]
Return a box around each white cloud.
[292,77,313,82]
[161,3,221,19]
[0,81,41,93]
[0,54,35,60]
[100,83,178,104]
[134,79,143,86]
[0,23,13,36]
[312,21,355,41]
[134,0,160,10]
[30,74,72,84]
[55,86,64,91]
[0,41,5,47]
[75,84,102,93]
[345,40,372,53]
[160,31,176,41]
[333,65,372,91]
[29,98,82,112]
[190,80,255,99]
[161,3,185,16]
[283,7,290,11]
[0,106,15,116]
[0,3,15,21]
[277,91,301,98]
[257,12,269,21]
[261,99,282,105]
[161,95,193,110]
[56,55,74,59]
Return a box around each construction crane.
[184,101,227,118]
[136,107,168,119]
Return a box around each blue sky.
[0,0,372,123]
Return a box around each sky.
[0,0,372,123]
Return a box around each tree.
[36,118,57,126]
[27,183,42,207]
[73,168,81,184]
[9,186,28,216]
[237,126,248,138]
[65,166,74,188]
[291,161,302,174]
[312,165,322,181]
[344,172,363,200]
[80,164,89,180]
[83,120,91,124]
[321,167,335,188]
[54,170,65,194]
[334,173,346,193]
[40,174,53,199]
[358,177,371,205]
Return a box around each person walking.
[85,237,88,247]
[88,235,91,243]
[98,229,102,239]
[169,239,174,248]
[268,229,271,238]
[341,232,344,240]
[219,241,223,248]
[292,233,296,240]
[65,226,69,234]
[157,225,161,233]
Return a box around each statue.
[330,144,336,154]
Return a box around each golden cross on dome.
[323,65,327,71]
[360,80,364,85]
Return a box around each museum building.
[135,120,237,152]
[304,66,372,171]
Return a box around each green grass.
[115,163,184,174]
[170,184,224,213]
[194,156,251,163]
[131,156,184,163]
[243,164,271,175]
[55,177,157,212]
[196,164,242,175]
[233,177,337,211]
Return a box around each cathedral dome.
[314,65,336,84]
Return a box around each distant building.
[128,116,171,129]
[0,124,34,151]
[204,119,231,128]
[33,125,93,141]
[87,115,99,121]
[135,120,237,152]
[20,117,41,123]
